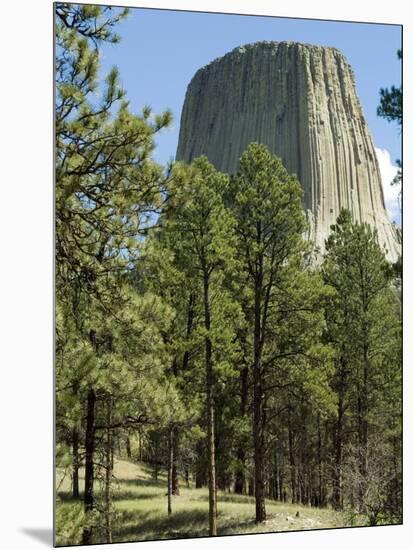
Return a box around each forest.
[55,4,402,546]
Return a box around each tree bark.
[288,409,296,504]
[357,286,370,513]
[317,413,324,508]
[253,270,266,522]
[234,448,246,495]
[104,398,113,544]
[125,435,132,460]
[332,393,344,510]
[182,292,195,372]
[203,268,218,536]
[138,428,143,462]
[72,425,80,499]
[167,425,173,515]
[248,477,255,497]
[357,345,369,513]
[273,445,279,501]
[171,425,180,496]
[361,344,369,482]
[234,365,248,495]
[82,387,96,545]
[195,463,205,488]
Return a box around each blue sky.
[100,7,401,220]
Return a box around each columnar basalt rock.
[176,41,400,261]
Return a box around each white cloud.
[375,147,401,223]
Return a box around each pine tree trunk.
[357,394,364,511]
[72,378,81,500]
[167,425,173,515]
[195,466,205,488]
[391,430,402,520]
[104,398,113,544]
[277,438,285,502]
[72,425,80,499]
[253,422,266,522]
[206,336,218,536]
[82,387,96,545]
[317,413,324,508]
[138,428,143,462]
[182,292,195,372]
[111,438,114,471]
[357,304,370,513]
[361,345,369,497]
[195,471,204,488]
[253,275,266,522]
[203,269,218,536]
[357,349,369,514]
[195,438,206,488]
[125,435,131,460]
[172,427,180,495]
[234,365,248,495]
[234,448,246,495]
[288,409,296,504]
[273,445,279,501]
[248,477,255,496]
[332,394,344,510]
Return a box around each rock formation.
[176,41,400,261]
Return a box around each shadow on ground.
[114,508,212,541]
[197,494,256,505]
[119,477,165,488]
[112,490,160,502]
[112,505,265,542]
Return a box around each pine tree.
[232,143,312,522]
[377,49,402,187]
[55,2,172,302]
[377,50,402,125]
[322,209,401,518]
[55,4,173,544]
[154,157,241,535]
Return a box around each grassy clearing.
[56,458,350,545]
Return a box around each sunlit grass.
[56,458,349,545]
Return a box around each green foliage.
[55,3,172,300]
[56,500,86,546]
[232,144,332,410]
[154,156,243,386]
[377,50,402,125]
[377,49,402,187]
[233,142,307,263]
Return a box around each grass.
[56,458,350,546]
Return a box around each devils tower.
[176,41,400,261]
